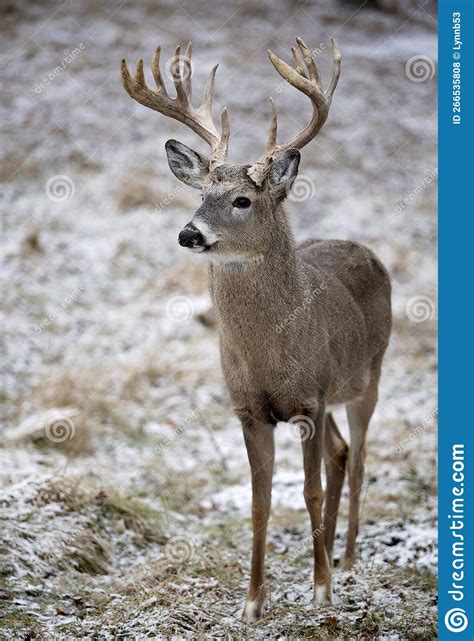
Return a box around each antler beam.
[247,37,341,186]
[121,43,230,169]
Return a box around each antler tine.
[151,47,168,95]
[327,38,342,98]
[121,58,133,93]
[296,37,320,85]
[183,42,193,98]
[211,107,230,167]
[291,46,306,77]
[171,45,188,105]
[266,97,277,149]
[135,58,145,86]
[121,44,230,168]
[267,48,326,112]
[247,37,342,186]
[200,63,218,114]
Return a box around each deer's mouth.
[189,241,217,253]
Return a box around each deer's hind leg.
[323,412,348,566]
[343,384,378,570]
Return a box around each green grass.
[0,610,39,638]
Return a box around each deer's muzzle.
[178,223,205,249]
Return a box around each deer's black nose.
[178,224,204,248]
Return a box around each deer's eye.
[232,197,251,209]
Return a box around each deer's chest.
[210,266,321,416]
[218,325,315,422]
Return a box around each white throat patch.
[208,253,264,273]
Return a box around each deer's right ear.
[165,140,209,188]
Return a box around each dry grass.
[158,256,209,295]
[116,172,193,213]
[117,177,162,212]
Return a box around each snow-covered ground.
[1,0,437,638]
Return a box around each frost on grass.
[1,0,437,638]
[0,475,168,580]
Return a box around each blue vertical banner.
[439,1,474,640]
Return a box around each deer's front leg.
[240,415,275,623]
[301,403,333,605]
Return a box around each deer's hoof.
[314,583,333,605]
[241,598,267,623]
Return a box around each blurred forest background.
[1,0,437,638]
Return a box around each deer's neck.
[209,210,308,334]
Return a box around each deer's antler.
[121,43,230,169]
[248,37,341,186]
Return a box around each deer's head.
[121,39,341,265]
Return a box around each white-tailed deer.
[122,38,392,622]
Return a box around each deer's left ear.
[266,149,300,200]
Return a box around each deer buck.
[121,37,392,622]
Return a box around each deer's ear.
[266,149,300,200]
[165,140,209,188]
